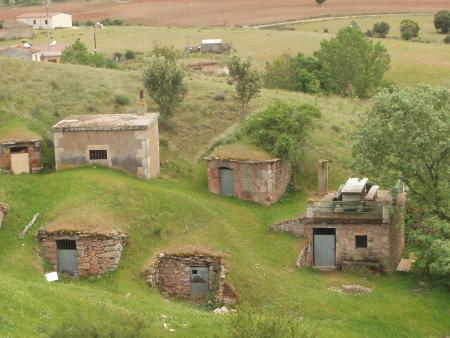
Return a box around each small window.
[89,150,107,160]
[33,20,36,24]
[355,235,368,248]
[56,239,76,250]
[192,269,198,274]
[45,19,48,24]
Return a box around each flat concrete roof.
[52,113,159,132]
[341,177,369,194]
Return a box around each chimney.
[318,159,328,195]
[138,89,147,114]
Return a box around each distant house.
[0,129,43,174]
[200,39,228,53]
[33,43,66,63]
[205,143,292,205]
[17,12,72,29]
[0,43,66,63]
[52,91,160,180]
[0,21,33,40]
[299,177,405,273]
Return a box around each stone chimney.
[318,159,328,195]
[138,89,147,114]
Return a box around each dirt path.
[0,0,447,27]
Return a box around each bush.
[372,21,390,38]
[434,10,450,33]
[212,91,226,101]
[150,42,179,62]
[230,306,318,338]
[61,39,117,69]
[124,49,135,60]
[400,19,420,40]
[243,101,321,163]
[444,35,450,44]
[114,94,130,106]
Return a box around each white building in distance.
[17,12,72,29]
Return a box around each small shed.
[205,143,292,205]
[33,43,66,63]
[0,128,43,174]
[37,220,127,277]
[52,92,160,180]
[200,39,227,53]
[144,247,236,303]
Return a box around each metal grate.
[89,150,107,160]
[56,239,76,250]
[355,235,368,248]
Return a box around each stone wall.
[0,21,33,40]
[144,252,235,303]
[303,221,404,272]
[206,159,292,205]
[54,128,158,180]
[0,141,43,173]
[271,216,304,236]
[37,230,127,277]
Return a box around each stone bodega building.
[299,177,405,273]
[38,222,127,277]
[52,92,160,180]
[144,247,237,303]
[205,143,292,205]
[0,129,43,174]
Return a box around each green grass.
[1,17,449,87]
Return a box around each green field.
[1,12,450,337]
[1,14,449,87]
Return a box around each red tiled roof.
[17,12,63,18]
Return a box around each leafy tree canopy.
[400,19,420,40]
[434,10,450,34]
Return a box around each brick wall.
[38,230,127,277]
[144,253,228,301]
[206,159,291,205]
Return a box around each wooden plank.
[19,213,39,238]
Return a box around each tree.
[372,21,390,38]
[243,101,321,163]
[352,85,450,220]
[314,27,390,98]
[434,10,450,34]
[150,42,179,62]
[400,19,420,40]
[315,0,326,6]
[227,54,262,123]
[143,55,187,119]
[61,39,116,69]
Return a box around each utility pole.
[94,31,97,53]
[45,0,51,47]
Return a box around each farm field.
[0,0,448,27]
[1,14,450,87]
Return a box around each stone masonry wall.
[38,230,127,277]
[0,141,43,173]
[271,216,304,237]
[145,254,226,301]
[207,159,291,205]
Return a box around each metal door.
[219,168,234,196]
[314,234,336,266]
[190,267,209,297]
[57,240,77,275]
[11,153,30,174]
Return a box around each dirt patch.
[0,0,447,27]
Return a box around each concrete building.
[38,225,127,277]
[200,39,228,53]
[52,93,160,180]
[144,247,237,303]
[0,21,33,40]
[17,12,72,29]
[299,177,405,273]
[0,130,43,174]
[0,45,42,61]
[33,43,65,63]
[205,143,292,205]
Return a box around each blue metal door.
[57,240,78,276]
[314,234,336,266]
[219,168,234,196]
[190,267,209,297]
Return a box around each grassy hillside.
[0,57,449,337]
[1,15,449,87]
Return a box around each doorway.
[313,228,336,267]
[219,168,234,196]
[56,239,77,276]
[10,146,30,174]
[189,266,209,297]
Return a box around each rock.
[163,322,169,330]
[213,306,229,314]
[341,284,373,294]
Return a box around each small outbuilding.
[17,12,72,29]
[52,92,160,180]
[0,45,42,61]
[0,128,43,174]
[200,39,228,53]
[144,247,236,303]
[37,220,127,277]
[299,177,405,273]
[205,143,292,205]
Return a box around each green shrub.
[400,19,420,40]
[85,20,94,26]
[434,10,450,33]
[372,21,390,38]
[150,42,179,62]
[114,94,130,106]
[61,39,117,69]
[124,49,136,60]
